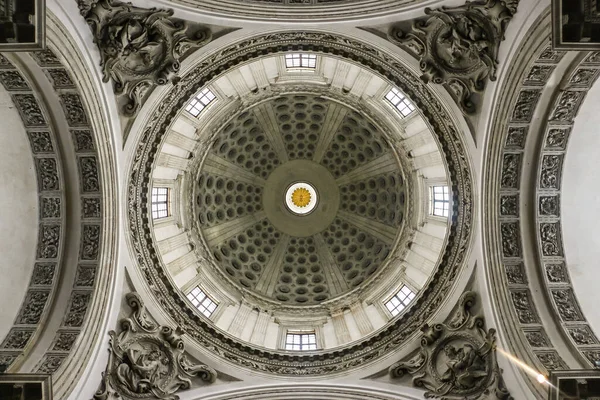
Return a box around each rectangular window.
[285,53,317,69]
[385,285,416,317]
[385,87,416,117]
[284,330,317,351]
[151,187,170,220]
[186,286,218,318]
[185,87,216,117]
[431,185,450,217]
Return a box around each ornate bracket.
[389,292,511,400]
[93,293,217,400]
[78,0,212,117]
[388,0,519,114]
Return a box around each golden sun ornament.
[291,187,311,208]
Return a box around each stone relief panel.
[567,326,599,346]
[40,197,61,219]
[523,65,555,86]
[500,195,518,216]
[538,196,559,217]
[388,0,520,114]
[523,329,551,348]
[551,290,584,322]
[1,330,34,350]
[35,158,59,191]
[504,263,527,285]
[544,127,571,150]
[0,70,30,90]
[535,351,567,371]
[12,94,47,126]
[44,68,75,89]
[60,93,89,127]
[16,291,50,325]
[501,222,521,258]
[37,224,60,259]
[51,332,79,352]
[389,292,511,399]
[550,91,585,122]
[510,290,539,324]
[511,89,541,122]
[505,126,527,149]
[539,154,563,190]
[79,156,100,193]
[93,293,217,400]
[31,263,56,286]
[27,131,54,153]
[545,263,569,284]
[539,222,563,257]
[500,153,521,189]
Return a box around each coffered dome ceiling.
[126,32,473,375]
[192,93,406,305]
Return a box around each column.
[157,232,188,254]
[228,303,252,337]
[250,311,271,346]
[350,303,374,336]
[331,311,351,345]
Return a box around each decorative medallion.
[390,292,511,400]
[388,0,520,114]
[94,293,216,400]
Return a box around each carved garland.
[127,31,474,375]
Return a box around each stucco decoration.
[94,293,217,400]
[388,0,519,114]
[78,0,212,116]
[389,292,511,400]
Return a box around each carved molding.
[78,0,212,116]
[389,292,511,400]
[93,293,217,400]
[388,0,519,114]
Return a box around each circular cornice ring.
[127,30,474,376]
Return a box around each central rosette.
[292,188,311,208]
[284,181,319,216]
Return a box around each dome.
[127,38,470,375]
[191,93,407,306]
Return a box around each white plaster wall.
[562,79,600,337]
[0,86,39,340]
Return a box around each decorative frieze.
[500,195,518,216]
[504,263,527,285]
[44,68,74,88]
[72,129,95,152]
[567,326,599,346]
[535,351,567,371]
[0,70,29,90]
[75,265,97,287]
[36,354,66,374]
[545,263,569,283]
[60,93,89,126]
[63,292,92,327]
[1,330,34,350]
[505,126,527,149]
[539,196,559,217]
[40,197,61,219]
[51,332,79,352]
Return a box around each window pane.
[431,185,450,217]
[385,87,415,118]
[186,87,216,117]
[285,53,317,69]
[186,286,218,318]
[285,331,317,351]
[385,285,416,318]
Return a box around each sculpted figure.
[441,344,488,389]
[116,347,167,394]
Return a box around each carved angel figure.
[116,347,167,394]
[440,344,488,389]
[106,19,161,70]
